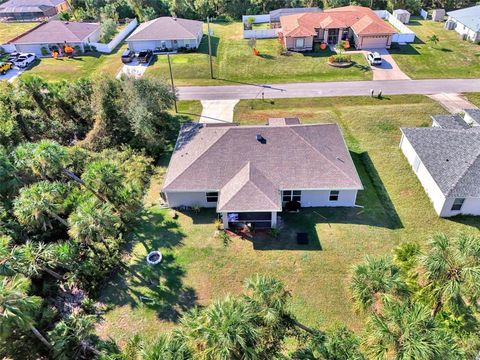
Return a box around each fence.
[242,14,271,24]
[244,28,279,39]
[420,8,428,20]
[89,18,138,53]
[374,10,415,43]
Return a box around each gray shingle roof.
[10,20,99,44]
[163,121,362,212]
[269,7,321,22]
[447,6,480,32]
[401,127,480,197]
[0,0,65,9]
[464,109,480,125]
[431,114,470,130]
[126,17,203,41]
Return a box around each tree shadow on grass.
[100,208,197,322]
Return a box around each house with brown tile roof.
[279,6,396,51]
[162,119,363,229]
[126,17,203,52]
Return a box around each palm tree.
[181,296,260,360]
[18,75,52,117]
[421,233,480,317]
[13,181,69,230]
[364,298,463,360]
[12,241,64,280]
[81,160,123,205]
[14,140,68,180]
[68,198,121,256]
[428,34,440,48]
[142,333,191,360]
[48,313,100,360]
[350,256,408,314]
[0,275,51,348]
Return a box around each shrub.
[213,218,222,230]
[41,47,49,56]
[218,231,231,247]
[101,18,117,43]
[245,16,255,30]
[192,205,201,214]
[328,54,352,64]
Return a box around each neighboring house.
[126,17,203,52]
[162,119,363,229]
[0,0,69,21]
[400,111,480,217]
[269,7,321,27]
[8,20,100,56]
[447,6,480,43]
[279,5,396,51]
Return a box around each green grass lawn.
[390,18,480,79]
[464,93,480,107]
[22,44,127,81]
[0,22,38,43]
[145,22,372,86]
[96,95,480,346]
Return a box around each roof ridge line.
[289,127,359,185]
[446,146,480,196]
[163,125,230,189]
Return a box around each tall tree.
[421,233,480,317]
[13,181,69,230]
[364,298,464,360]
[0,275,51,349]
[12,241,64,280]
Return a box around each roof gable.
[127,17,203,41]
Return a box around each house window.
[283,190,301,202]
[329,190,340,201]
[206,192,218,203]
[451,198,465,211]
[295,38,305,48]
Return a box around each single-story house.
[0,0,69,21]
[162,118,363,229]
[8,20,100,56]
[269,7,321,27]
[400,111,480,217]
[279,5,396,51]
[446,6,480,43]
[126,17,203,52]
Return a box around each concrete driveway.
[0,67,24,82]
[363,48,410,81]
[117,59,150,79]
[200,99,239,123]
[428,93,478,114]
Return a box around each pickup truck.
[137,50,153,64]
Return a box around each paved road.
[177,79,480,101]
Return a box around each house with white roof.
[447,6,480,43]
[400,110,480,217]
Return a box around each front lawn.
[390,18,480,79]
[0,22,38,43]
[22,45,127,81]
[145,22,372,86]
[96,95,480,346]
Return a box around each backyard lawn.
[145,22,372,85]
[96,95,480,346]
[390,18,480,79]
[0,21,38,43]
[21,44,127,81]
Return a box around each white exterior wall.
[165,191,217,208]
[400,134,446,215]
[299,189,358,207]
[127,37,198,52]
[441,197,480,217]
[449,17,480,42]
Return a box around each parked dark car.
[137,50,153,64]
[121,49,135,64]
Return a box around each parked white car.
[367,52,382,66]
[13,53,37,68]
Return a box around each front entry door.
[327,29,340,44]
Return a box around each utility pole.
[167,53,177,113]
[207,16,214,79]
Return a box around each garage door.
[361,35,389,49]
